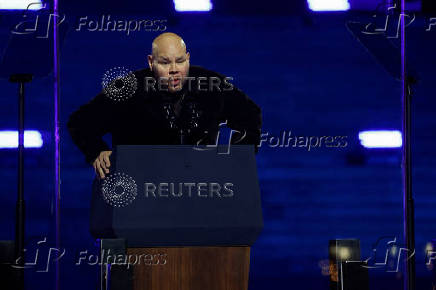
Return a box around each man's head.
[147,32,190,93]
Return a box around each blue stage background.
[0,3,436,289]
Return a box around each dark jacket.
[67,65,262,164]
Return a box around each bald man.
[147,32,190,93]
[68,32,262,179]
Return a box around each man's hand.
[93,151,112,179]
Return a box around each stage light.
[0,0,44,10]
[174,0,213,12]
[358,130,402,148]
[307,0,350,11]
[0,130,43,148]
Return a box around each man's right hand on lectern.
[93,151,112,179]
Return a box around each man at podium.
[67,32,262,179]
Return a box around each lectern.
[90,145,263,290]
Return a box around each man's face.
[148,41,190,93]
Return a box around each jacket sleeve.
[220,86,262,152]
[67,92,114,164]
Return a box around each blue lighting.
[359,130,402,149]
[307,0,350,11]
[0,0,44,10]
[174,0,213,12]
[0,130,43,148]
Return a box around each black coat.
[67,65,262,164]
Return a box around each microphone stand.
[346,6,418,289]
[9,73,33,290]
[0,8,66,290]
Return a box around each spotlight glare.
[307,0,350,11]
[174,0,213,12]
[0,130,43,148]
[359,130,402,148]
[0,0,44,10]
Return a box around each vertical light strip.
[401,0,407,284]
[53,0,61,289]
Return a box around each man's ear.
[147,55,153,70]
[186,52,190,62]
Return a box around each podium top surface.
[91,145,264,247]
